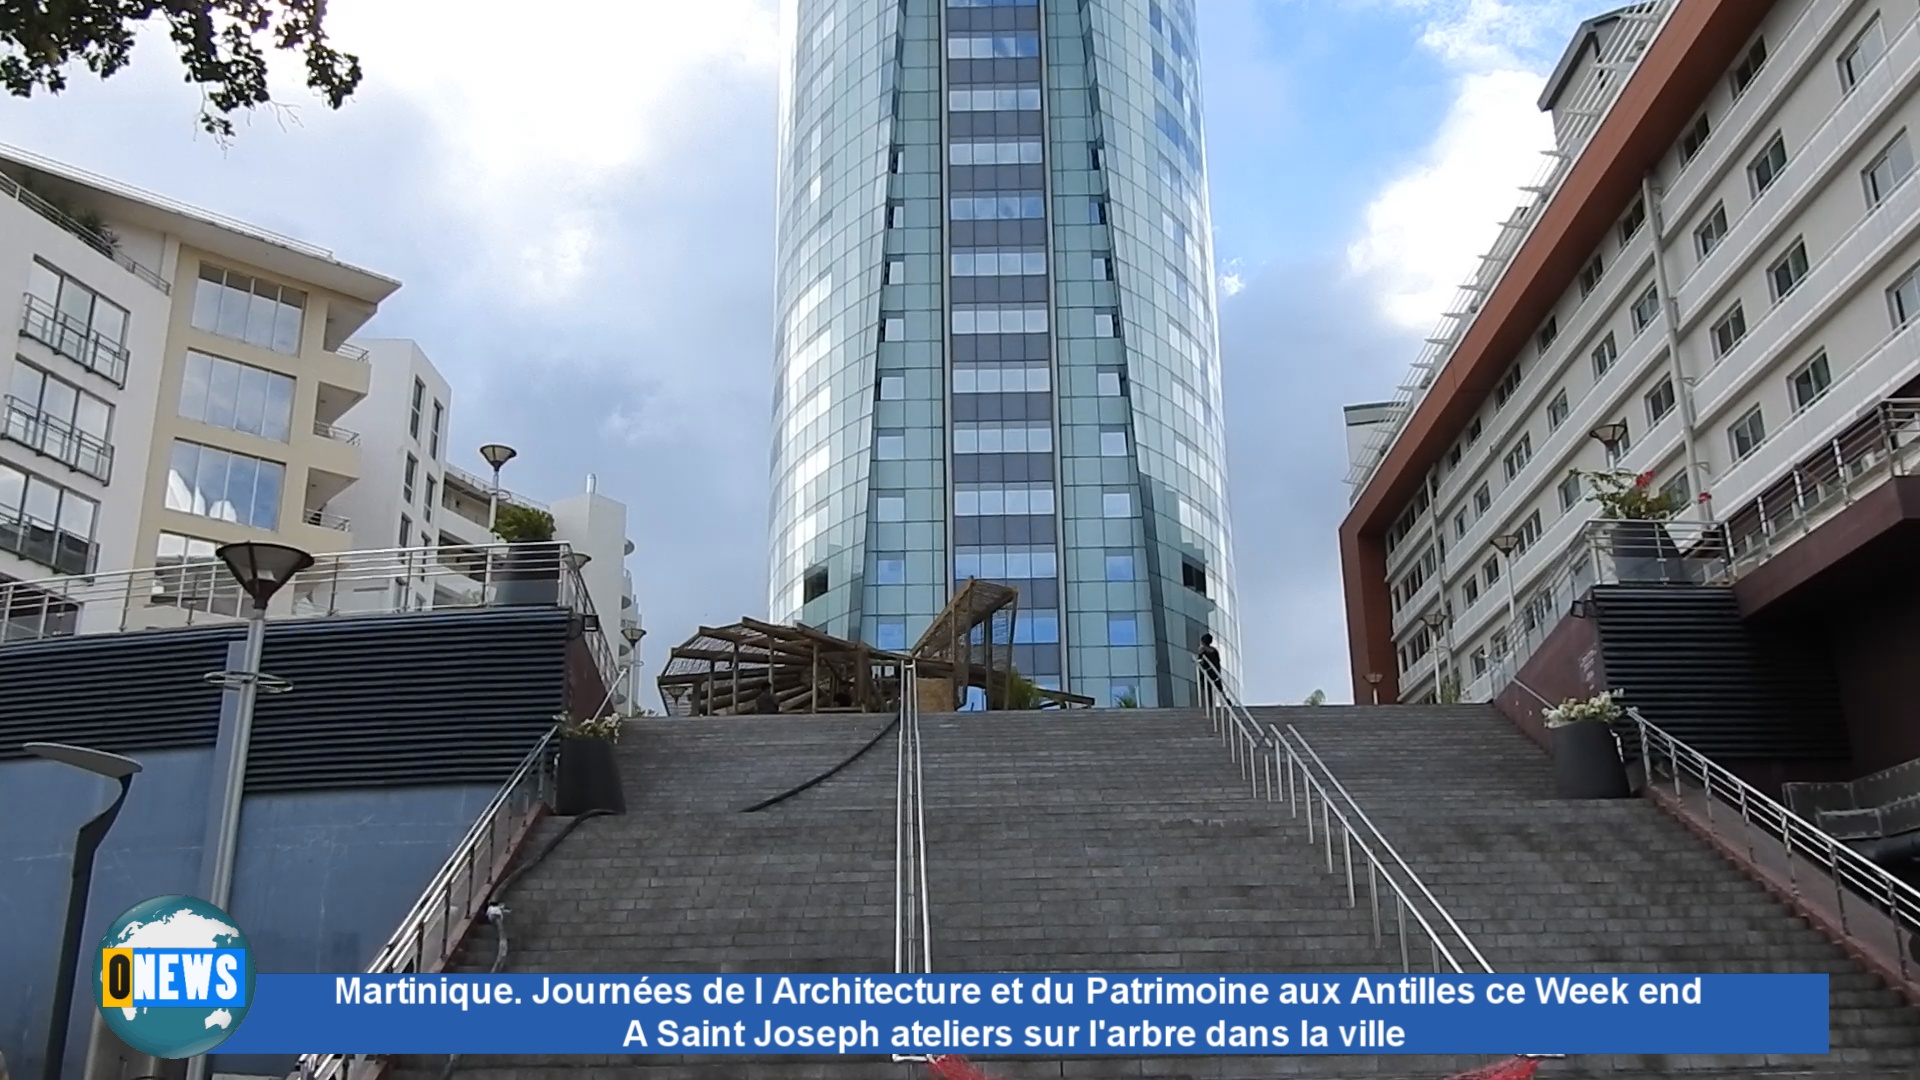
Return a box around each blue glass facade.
[770,0,1239,706]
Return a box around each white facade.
[0,171,171,631]
[550,478,640,702]
[1373,0,1920,700]
[1342,403,1396,490]
[330,338,451,610]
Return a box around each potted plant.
[491,504,560,606]
[554,712,626,815]
[1578,469,1686,584]
[1543,691,1631,799]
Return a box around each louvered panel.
[0,608,571,792]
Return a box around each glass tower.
[769,0,1238,708]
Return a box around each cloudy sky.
[0,0,1599,705]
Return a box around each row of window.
[955,482,1053,516]
[27,260,131,383]
[951,250,1047,276]
[0,460,98,574]
[952,363,1049,394]
[949,87,1042,112]
[947,33,1039,58]
[949,139,1043,165]
[950,194,1045,220]
[952,306,1048,334]
[955,544,1057,581]
[191,263,305,356]
[953,421,1051,454]
[178,349,295,442]
[164,439,284,531]
[8,358,113,480]
[409,376,446,461]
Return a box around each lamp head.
[25,742,142,780]
[1421,611,1448,630]
[216,542,314,608]
[1490,533,1522,556]
[622,624,645,646]
[566,551,593,571]
[479,443,518,471]
[1364,672,1383,686]
[1588,422,1629,447]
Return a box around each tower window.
[803,566,830,603]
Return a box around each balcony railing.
[312,420,361,445]
[1723,398,1920,573]
[18,293,131,385]
[0,504,95,577]
[302,507,352,532]
[0,541,616,689]
[2,395,113,482]
[0,169,169,293]
[332,342,370,363]
[442,462,547,511]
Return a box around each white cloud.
[1219,257,1249,297]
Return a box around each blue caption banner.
[217,973,1830,1055]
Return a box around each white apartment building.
[1342,0,1920,703]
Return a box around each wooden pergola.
[657,580,1090,716]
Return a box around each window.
[1619,199,1646,244]
[1558,472,1583,512]
[1102,491,1133,517]
[1731,38,1767,96]
[0,462,97,574]
[947,86,1043,111]
[875,557,906,586]
[1591,333,1618,378]
[1493,363,1523,409]
[1105,553,1135,581]
[1631,284,1661,334]
[1578,255,1604,299]
[1454,510,1468,539]
[878,375,905,400]
[1679,113,1711,164]
[430,401,445,460]
[1097,370,1124,396]
[1182,560,1207,595]
[1463,577,1481,608]
[951,306,1047,334]
[399,514,413,548]
[1094,311,1117,337]
[423,477,437,523]
[1107,615,1139,646]
[888,202,905,228]
[1473,483,1491,515]
[1482,557,1501,587]
[1088,200,1107,224]
[1502,435,1532,481]
[409,378,425,438]
[953,482,1054,516]
[1864,131,1914,206]
[1465,417,1483,446]
[152,531,241,616]
[1728,406,1767,461]
[802,566,829,603]
[1546,389,1570,431]
[875,494,905,522]
[1514,510,1542,554]
[177,350,295,442]
[403,454,418,503]
[882,316,905,341]
[1604,420,1633,465]
[1099,429,1128,456]
[1839,16,1888,92]
[163,441,285,530]
[886,259,905,285]
[1536,317,1558,354]
[1889,265,1920,326]
[949,193,1045,220]
[951,250,1047,276]
[1710,304,1747,358]
[950,139,1043,165]
[1749,134,1788,196]
[952,422,1050,454]
[952,364,1049,393]
[954,545,1058,583]
[875,430,907,459]
[1695,203,1728,257]
[1645,377,1676,425]
[191,263,305,354]
[1769,240,1810,301]
[5,360,113,480]
[1660,472,1692,511]
[875,620,908,651]
[1447,444,1462,470]
[23,260,130,383]
[1789,352,1832,412]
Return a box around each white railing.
[312,420,361,445]
[301,507,352,532]
[1631,708,1920,989]
[0,541,617,691]
[1347,0,1679,493]
[331,342,371,363]
[18,292,132,385]
[292,725,561,1080]
[443,462,548,512]
[2,393,114,481]
[0,168,170,292]
[891,663,934,1064]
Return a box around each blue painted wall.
[0,748,492,1079]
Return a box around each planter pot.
[1604,519,1687,584]
[1551,719,1631,800]
[555,736,625,815]
[493,548,560,607]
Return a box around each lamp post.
[1422,610,1450,700]
[622,623,646,714]
[1364,672,1383,706]
[1587,422,1629,464]
[1490,532,1522,634]
[479,443,518,531]
[27,742,142,1080]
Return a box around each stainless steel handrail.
[1631,707,1920,986]
[292,724,561,1080]
[893,662,934,1064]
[1284,723,1494,975]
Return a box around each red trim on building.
[1338,0,1777,701]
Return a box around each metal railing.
[302,507,352,531]
[0,168,170,293]
[293,724,561,1080]
[1196,663,1489,974]
[892,663,934,1064]
[442,462,548,512]
[332,342,371,363]
[312,419,361,445]
[2,393,114,481]
[1630,707,1920,988]
[18,292,132,385]
[0,541,617,691]
[0,503,95,579]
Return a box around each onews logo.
[94,895,255,1059]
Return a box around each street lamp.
[27,742,142,1080]
[1364,672,1383,706]
[204,544,311,909]
[479,443,518,531]
[1490,533,1522,631]
[1588,422,1629,463]
[1421,610,1450,699]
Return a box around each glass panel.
[234,365,270,436]
[192,269,223,333]
[39,378,77,427]
[74,395,110,441]
[245,283,280,349]
[27,262,61,306]
[58,490,95,538]
[201,448,235,521]
[166,442,200,513]
[263,373,294,442]
[10,360,43,405]
[0,463,21,512]
[90,297,127,347]
[24,475,59,524]
[215,274,252,339]
[55,277,92,329]
[178,351,211,423]
[205,356,241,430]
[271,290,305,354]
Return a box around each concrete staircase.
[389,703,1920,1080]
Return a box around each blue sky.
[0,0,1599,705]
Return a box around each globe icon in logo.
[94,895,254,1060]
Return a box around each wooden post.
[810,643,820,714]
[857,643,871,711]
[731,640,741,715]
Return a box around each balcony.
[0,503,94,577]
[313,419,361,446]
[18,293,130,385]
[0,171,168,293]
[2,395,113,482]
[302,507,352,532]
[332,342,370,364]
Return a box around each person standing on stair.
[1197,633,1223,693]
